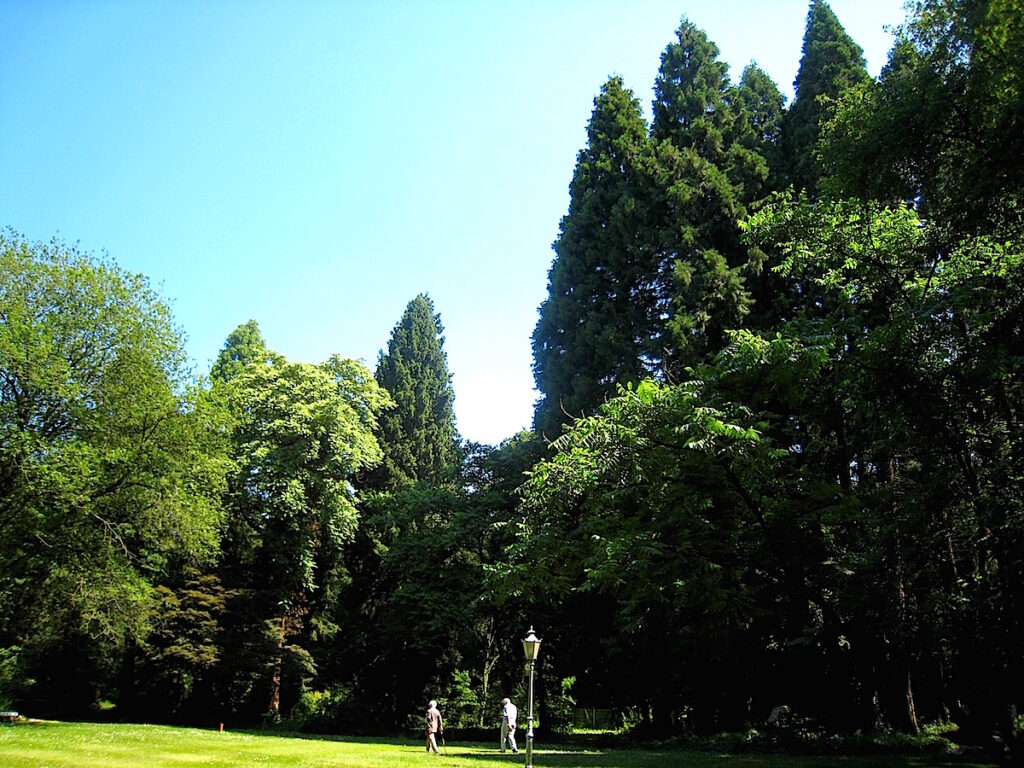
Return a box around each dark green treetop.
[532,76,663,439]
[373,294,458,488]
[652,19,731,154]
[649,21,769,370]
[210,319,283,383]
[821,0,1024,237]
[782,0,869,194]
[732,63,787,199]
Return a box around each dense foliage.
[371,294,458,490]
[1,1,1021,760]
[0,230,229,715]
[524,0,1022,755]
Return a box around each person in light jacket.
[500,697,518,753]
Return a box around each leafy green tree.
[521,179,1023,736]
[333,431,543,730]
[458,432,546,724]
[217,348,391,716]
[0,230,228,704]
[532,76,665,438]
[372,294,458,488]
[513,379,774,731]
[822,0,1024,237]
[781,0,869,195]
[746,193,1024,733]
[345,485,477,724]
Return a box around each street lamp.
[521,627,541,768]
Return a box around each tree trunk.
[268,615,286,714]
[890,456,920,734]
[479,617,499,727]
[905,666,920,734]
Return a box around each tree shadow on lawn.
[237,732,999,768]
[436,745,1000,768]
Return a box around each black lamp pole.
[521,627,541,768]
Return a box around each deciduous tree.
[0,230,229,712]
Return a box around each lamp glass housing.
[522,627,541,661]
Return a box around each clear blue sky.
[1,0,905,445]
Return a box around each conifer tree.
[781,0,869,195]
[649,20,769,369]
[533,24,786,436]
[532,77,662,439]
[210,319,282,383]
[651,20,731,154]
[373,294,458,488]
[732,64,787,201]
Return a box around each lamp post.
[521,627,541,768]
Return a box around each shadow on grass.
[448,750,999,768]
[0,719,61,727]
[232,731,1001,768]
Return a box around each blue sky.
[1,0,905,445]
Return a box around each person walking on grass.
[500,697,518,753]
[426,699,444,754]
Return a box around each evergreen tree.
[649,21,768,370]
[652,22,781,205]
[732,64,787,200]
[210,319,282,383]
[781,0,869,195]
[532,76,663,439]
[534,25,785,437]
[373,294,458,488]
[651,20,731,153]
[732,64,794,331]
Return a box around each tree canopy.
[0,230,229,711]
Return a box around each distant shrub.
[440,669,479,729]
[0,647,33,711]
[545,676,577,735]
[282,684,358,733]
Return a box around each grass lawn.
[0,721,1000,768]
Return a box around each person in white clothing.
[500,697,518,753]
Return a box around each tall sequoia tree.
[533,23,785,437]
[781,0,870,195]
[532,76,662,439]
[650,20,778,369]
[372,294,458,489]
[732,64,787,207]
[651,19,730,151]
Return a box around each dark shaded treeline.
[1,0,1021,757]
[523,0,1023,752]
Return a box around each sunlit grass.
[0,721,999,768]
